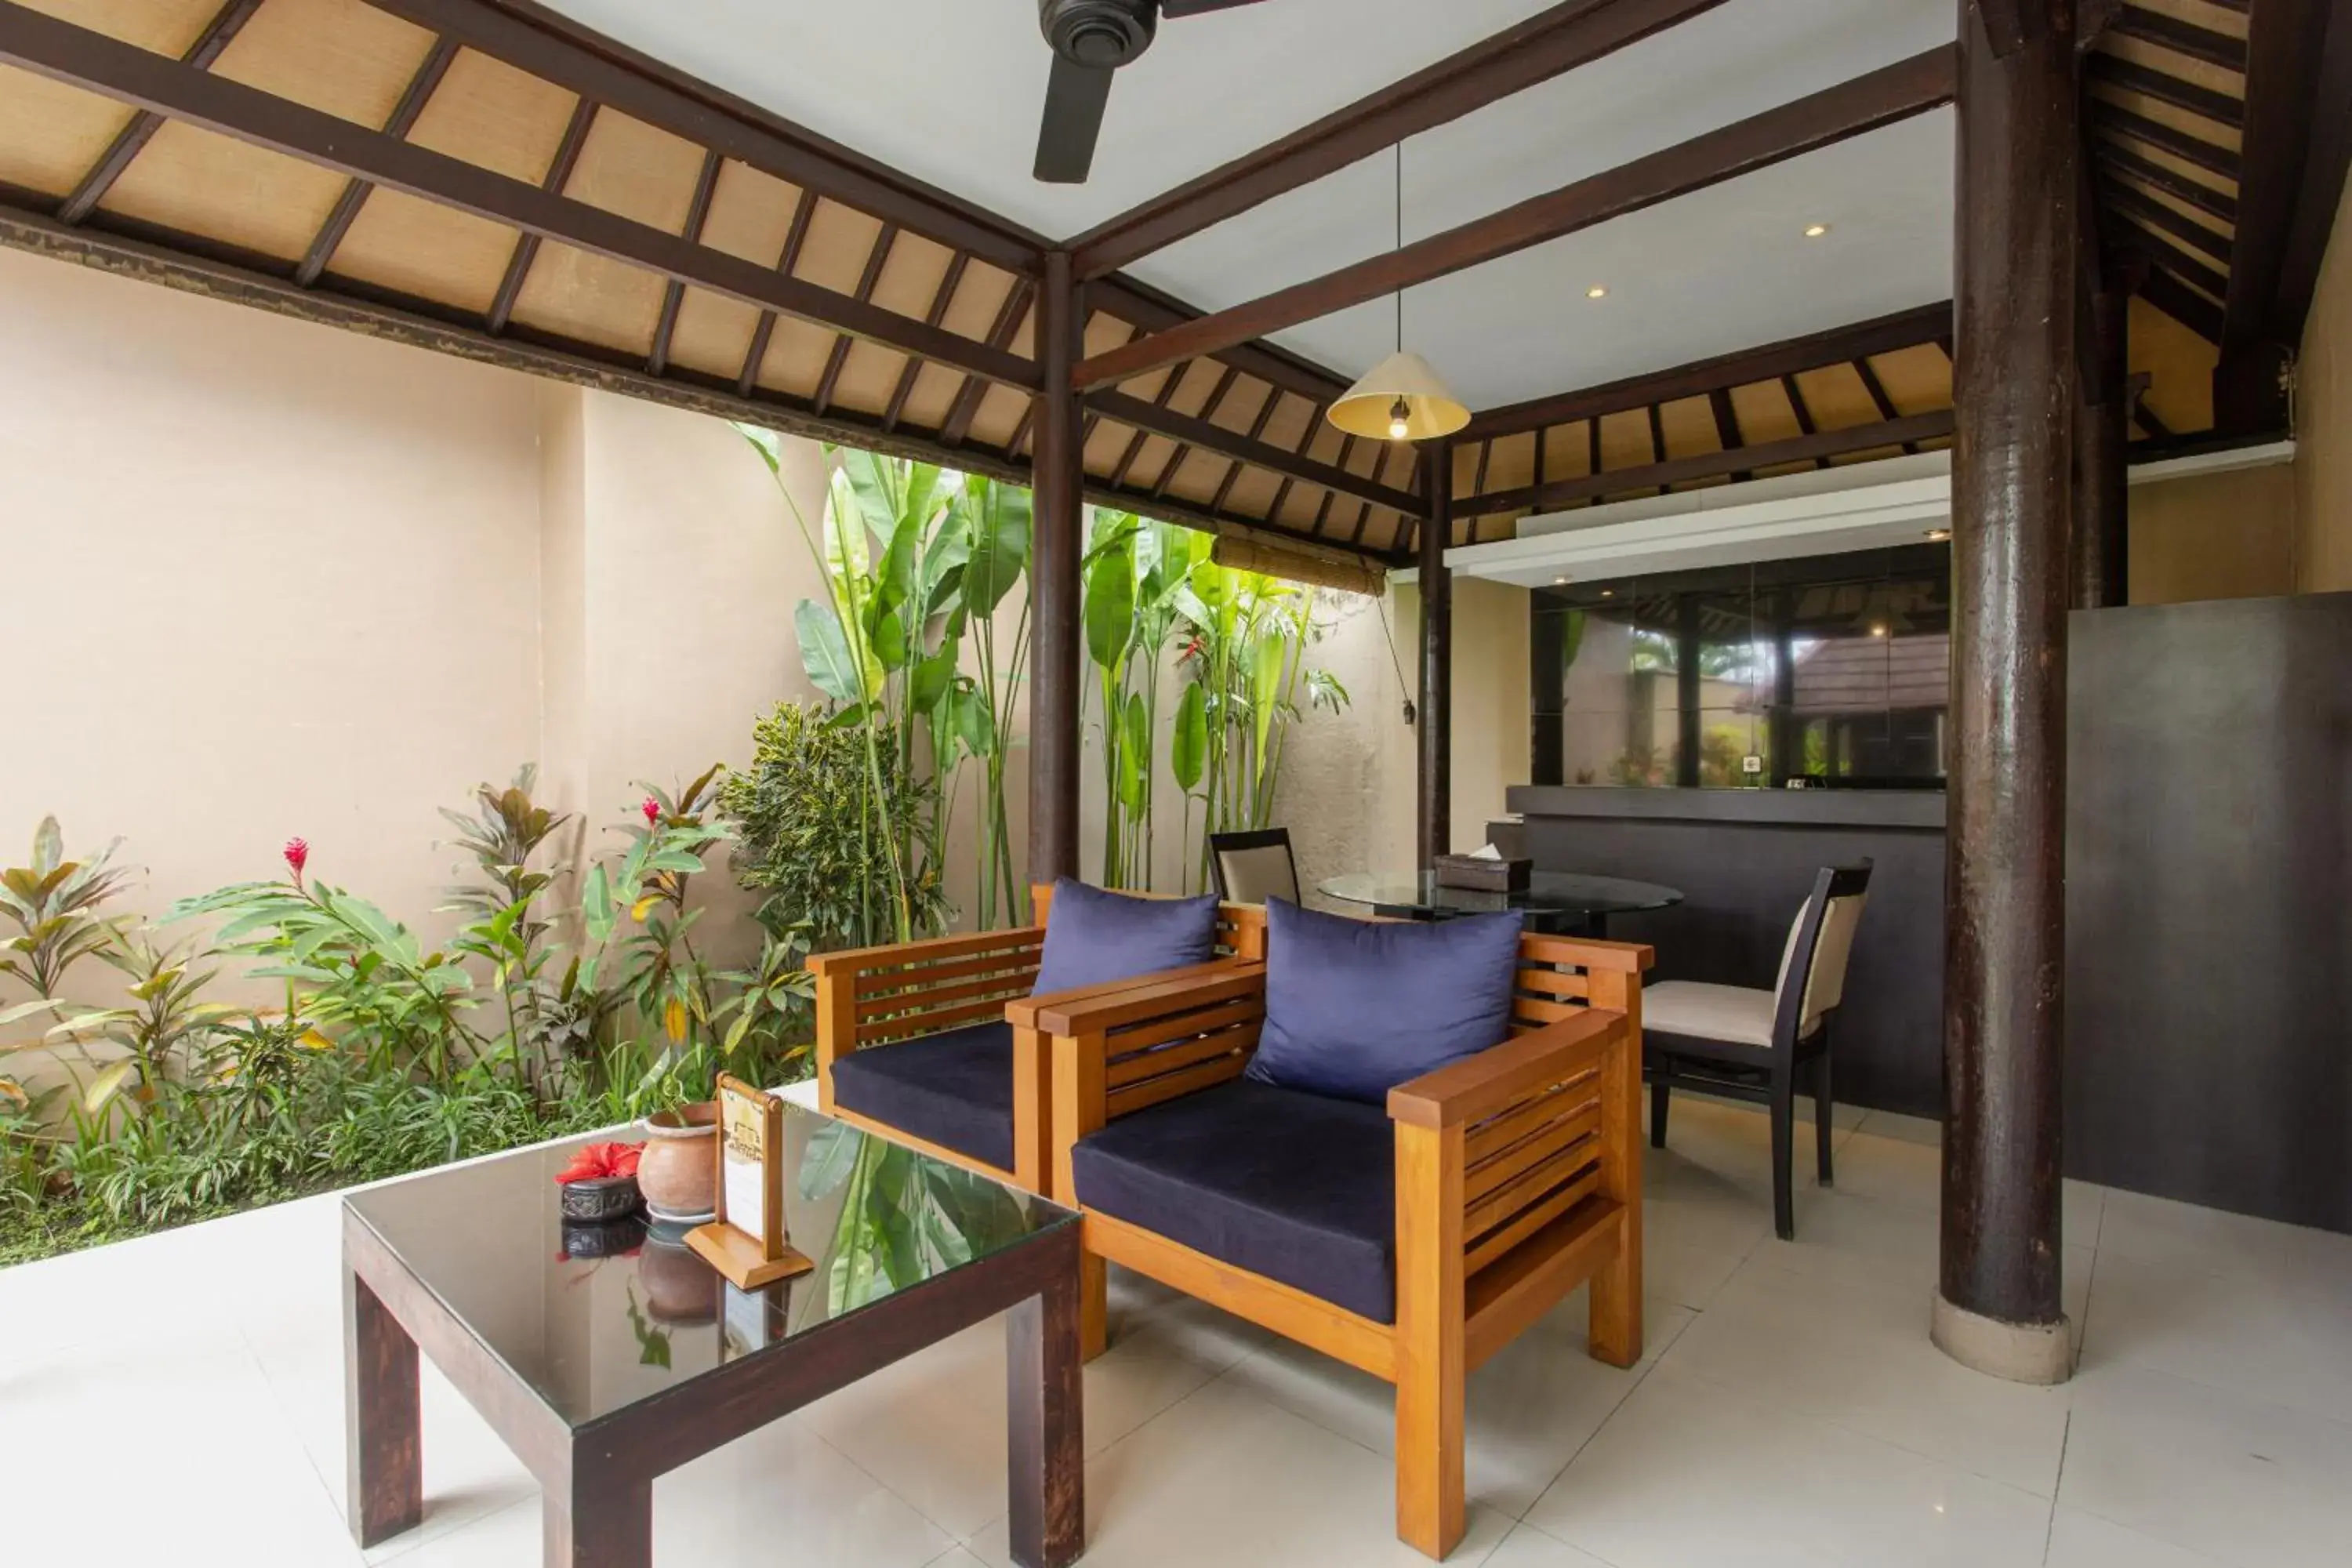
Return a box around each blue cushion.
[829,1019,1014,1171]
[1245,898,1523,1105]
[1032,878,1219,996]
[1070,1079,1396,1323]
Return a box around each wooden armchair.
[1011,931,1651,1559]
[809,887,1266,1192]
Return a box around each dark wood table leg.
[345,1269,422,1547]
[546,1461,652,1568]
[1006,1232,1085,1568]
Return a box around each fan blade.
[1035,53,1115,184]
[1161,0,1276,15]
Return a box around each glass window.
[1534,545,1948,791]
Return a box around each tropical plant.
[1173,561,1351,889]
[1083,512,1211,889]
[581,769,732,1060]
[735,430,1035,930]
[43,929,242,1120]
[0,815,133,1000]
[172,846,486,1087]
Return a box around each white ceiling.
[539,0,1958,410]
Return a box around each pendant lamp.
[1329,142,1468,444]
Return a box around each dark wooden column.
[1416,441,1453,866]
[1937,0,2078,1385]
[2073,276,2131,610]
[1029,250,1083,887]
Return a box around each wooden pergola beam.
[1089,389,1423,516]
[296,37,459,289]
[1073,48,1956,394]
[358,0,1042,274]
[1066,0,1733,280]
[2217,0,2352,432]
[0,2,1039,390]
[1463,301,1951,441]
[1460,409,1952,517]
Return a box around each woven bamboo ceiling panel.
[0,0,1407,561]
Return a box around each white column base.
[1931,1291,2072,1385]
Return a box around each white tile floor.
[5,1093,2350,1568]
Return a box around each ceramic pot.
[636,1102,717,1221]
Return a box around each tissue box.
[1432,854,1531,893]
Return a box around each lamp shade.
[1327,350,1470,441]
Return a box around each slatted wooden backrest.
[848,925,1045,1047]
[1509,931,1649,1034]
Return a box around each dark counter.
[1497,786,1947,1117]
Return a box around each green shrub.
[722,701,948,950]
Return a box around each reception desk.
[1495,786,1947,1118]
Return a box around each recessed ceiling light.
[1925,527,1951,542]
[1599,588,1614,598]
[1803,223,1831,238]
[1552,575,1571,586]
[1869,622,1889,637]
[1586,285,1608,299]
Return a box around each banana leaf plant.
[1083,512,1210,890]
[1173,561,1351,889]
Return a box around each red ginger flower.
[641,797,662,827]
[283,837,309,884]
[555,1142,644,1184]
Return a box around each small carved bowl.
[558,1173,643,1223]
[557,1214,647,1260]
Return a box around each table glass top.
[345,1106,1073,1428]
[1318,869,1684,919]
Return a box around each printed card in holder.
[684,1075,813,1291]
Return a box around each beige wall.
[2129,463,2299,606]
[2296,173,2352,593]
[0,246,546,954]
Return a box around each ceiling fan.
[1033,0,1276,184]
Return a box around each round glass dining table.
[1316,869,1684,937]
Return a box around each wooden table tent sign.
[685,1076,812,1291]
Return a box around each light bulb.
[1586,285,1608,299]
[1804,223,1831,238]
[1925,527,1951,542]
[1388,397,1412,441]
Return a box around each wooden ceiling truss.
[0,0,2343,568]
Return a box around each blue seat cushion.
[1070,1079,1396,1323]
[1246,897,1524,1105]
[829,1019,1014,1171]
[1033,878,1220,995]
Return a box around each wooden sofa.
[1007,929,1651,1559]
[808,887,1266,1192]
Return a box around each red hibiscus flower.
[555,1142,644,1184]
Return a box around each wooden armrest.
[1388,1008,1625,1130]
[1013,961,1266,1036]
[805,924,1044,978]
[1517,933,1654,974]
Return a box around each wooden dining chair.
[1208,826,1301,906]
[1641,862,1873,1240]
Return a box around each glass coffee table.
[343,1107,1083,1568]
